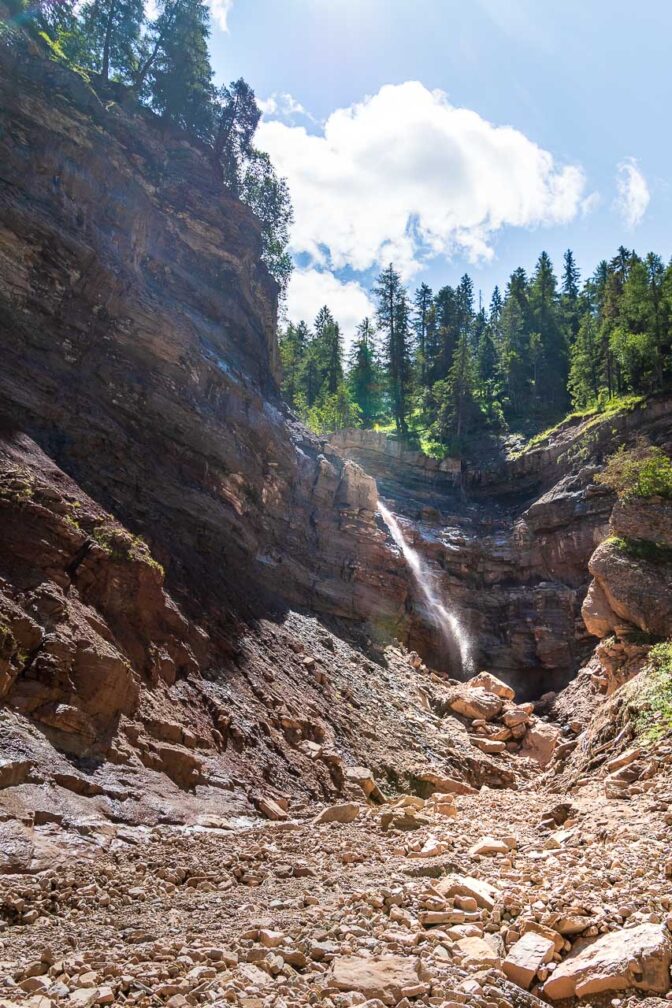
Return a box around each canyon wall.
[330,405,672,697]
[0,38,405,635]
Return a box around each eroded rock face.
[0,40,405,644]
[588,539,672,638]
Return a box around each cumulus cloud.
[286,269,375,348]
[257,92,309,121]
[208,0,233,31]
[258,81,587,279]
[615,158,650,229]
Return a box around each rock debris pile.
[1,713,672,1008]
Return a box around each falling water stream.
[378,500,473,676]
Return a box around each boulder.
[344,766,386,804]
[543,923,672,1000]
[446,686,503,722]
[414,769,477,796]
[455,936,502,970]
[435,874,501,911]
[503,932,555,989]
[335,460,378,512]
[582,578,621,639]
[329,955,428,1004]
[466,671,515,701]
[469,836,509,857]
[522,721,561,767]
[253,795,288,821]
[589,539,672,637]
[0,756,33,789]
[471,737,506,754]
[313,802,361,825]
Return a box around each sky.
[206,0,672,344]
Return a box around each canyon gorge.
[0,32,672,1008]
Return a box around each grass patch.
[608,535,672,565]
[629,641,672,744]
[509,394,645,459]
[92,523,164,574]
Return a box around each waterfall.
[378,500,473,676]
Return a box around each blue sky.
[206,0,672,341]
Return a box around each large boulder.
[543,923,672,1000]
[588,540,672,637]
[466,671,515,700]
[582,578,622,639]
[329,955,428,1004]
[522,721,561,767]
[445,686,503,722]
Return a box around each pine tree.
[568,315,601,407]
[313,306,343,394]
[240,150,293,296]
[374,264,413,437]
[347,319,382,427]
[561,249,582,345]
[278,322,307,409]
[213,79,260,192]
[529,252,567,411]
[412,283,433,388]
[430,333,480,448]
[78,0,144,82]
[146,0,215,139]
[432,284,458,384]
[499,268,531,415]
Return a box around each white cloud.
[286,269,375,348]
[258,92,309,121]
[615,158,650,229]
[258,81,588,280]
[208,0,233,31]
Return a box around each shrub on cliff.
[597,442,672,501]
[630,641,672,743]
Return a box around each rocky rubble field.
[1,669,671,1008]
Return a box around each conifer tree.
[568,315,601,407]
[347,319,382,427]
[79,0,144,82]
[561,249,581,344]
[412,283,433,388]
[430,333,479,447]
[529,251,567,410]
[146,0,214,139]
[213,79,260,192]
[374,264,413,436]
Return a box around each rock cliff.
[0,38,402,633]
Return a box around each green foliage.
[146,0,214,138]
[92,523,164,573]
[305,385,361,435]
[629,642,672,744]
[597,443,672,501]
[78,0,144,83]
[607,536,672,565]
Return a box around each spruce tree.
[568,315,601,407]
[430,333,480,448]
[529,252,567,411]
[213,79,260,192]
[374,264,413,437]
[147,0,215,139]
[347,319,382,428]
[79,0,144,82]
[561,249,582,345]
[412,283,433,388]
